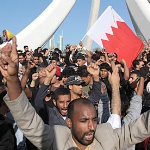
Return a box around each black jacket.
[0,114,17,150]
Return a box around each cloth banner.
[86,6,144,68]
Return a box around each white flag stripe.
[86,6,124,48]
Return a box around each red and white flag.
[86,6,144,68]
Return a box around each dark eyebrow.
[93,117,98,121]
[79,118,89,121]
[79,116,98,121]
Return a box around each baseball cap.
[66,75,85,86]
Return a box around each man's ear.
[68,85,72,90]
[66,118,72,129]
[53,99,56,106]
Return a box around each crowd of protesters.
[1,38,150,150]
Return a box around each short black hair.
[22,60,28,69]
[24,45,28,49]
[0,90,7,107]
[52,52,59,58]
[61,67,75,78]
[76,53,85,60]
[53,87,70,101]
[42,48,48,54]
[54,48,62,55]
[50,56,59,62]
[132,59,141,69]
[38,53,45,59]
[17,50,23,53]
[92,51,102,61]
[130,70,140,78]
[67,98,93,119]
[99,62,111,71]
[76,65,89,77]
[18,53,25,57]
[33,52,39,58]
[147,53,150,62]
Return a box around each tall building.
[48,35,55,48]
[59,35,63,51]
[57,33,63,51]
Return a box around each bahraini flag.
[86,6,144,68]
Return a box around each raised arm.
[123,69,145,123]
[120,59,129,81]
[102,48,110,64]
[21,60,35,90]
[21,60,35,99]
[79,41,92,63]
[35,64,56,109]
[30,72,38,88]
[0,37,21,100]
[95,68,150,149]
[87,63,102,104]
[44,46,54,57]
[0,37,54,149]
[107,67,121,129]
[95,109,150,150]
[109,67,121,116]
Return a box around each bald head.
[67,98,95,119]
[66,98,97,148]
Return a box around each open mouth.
[61,109,67,114]
[84,132,94,141]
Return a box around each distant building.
[57,35,63,51]
[48,36,55,48]
[49,33,63,51]
[59,35,63,50]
